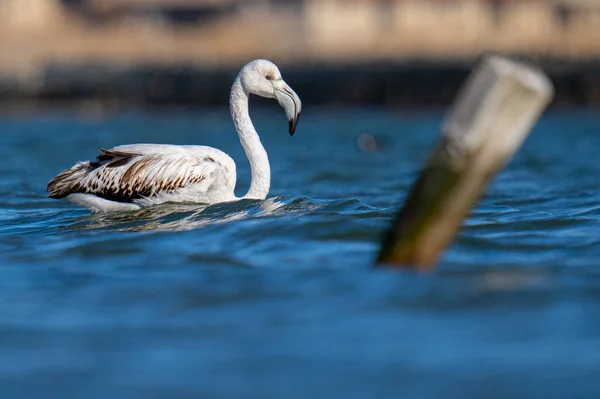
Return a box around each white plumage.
[47,59,302,213]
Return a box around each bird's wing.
[47,148,218,203]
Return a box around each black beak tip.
[288,112,301,137]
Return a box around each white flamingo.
[47,59,302,213]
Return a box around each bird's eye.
[265,75,272,81]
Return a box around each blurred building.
[0,0,599,105]
[1,0,599,73]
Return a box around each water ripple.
[1,109,600,398]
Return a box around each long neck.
[230,77,270,200]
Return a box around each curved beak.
[273,79,302,136]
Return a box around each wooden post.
[377,55,554,269]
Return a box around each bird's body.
[49,145,237,212]
[47,60,301,212]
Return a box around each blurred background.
[2,2,600,399]
[1,0,600,109]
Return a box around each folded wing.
[47,148,215,203]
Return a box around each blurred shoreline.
[1,0,600,108]
[2,59,598,111]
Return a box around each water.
[0,106,599,398]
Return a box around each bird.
[47,59,302,213]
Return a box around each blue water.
[0,107,599,398]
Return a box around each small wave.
[12,196,390,235]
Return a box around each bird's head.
[239,59,302,136]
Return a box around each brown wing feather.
[47,161,93,199]
[47,149,211,203]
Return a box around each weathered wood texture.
[377,55,554,269]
